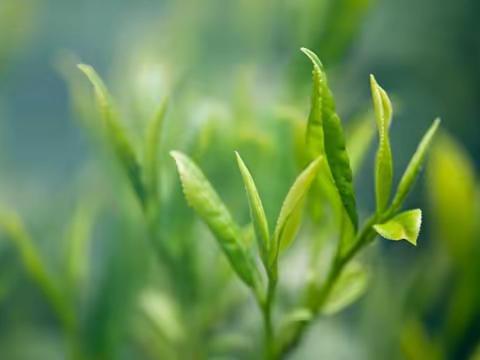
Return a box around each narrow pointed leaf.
[171,151,260,289]
[78,64,147,207]
[0,210,74,329]
[374,209,422,245]
[235,152,270,266]
[302,47,358,230]
[144,98,168,206]
[370,75,393,213]
[322,262,368,315]
[390,118,440,212]
[274,156,322,256]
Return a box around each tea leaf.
[235,152,270,267]
[0,210,73,329]
[428,134,476,259]
[370,75,393,213]
[144,98,168,205]
[322,262,368,315]
[78,64,147,208]
[274,156,322,256]
[374,209,422,245]
[302,47,358,230]
[390,118,440,212]
[171,151,260,289]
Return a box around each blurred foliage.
[0,0,479,359]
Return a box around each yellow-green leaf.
[322,262,368,315]
[274,156,322,257]
[235,152,270,267]
[390,118,440,212]
[370,75,393,213]
[78,64,147,208]
[427,134,477,260]
[170,151,260,289]
[301,47,358,230]
[374,209,422,245]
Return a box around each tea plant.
[172,47,440,358]
[0,45,439,358]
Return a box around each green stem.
[262,274,277,360]
[275,216,379,358]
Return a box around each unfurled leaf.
[78,64,147,208]
[390,118,440,212]
[235,152,270,267]
[144,98,168,204]
[428,134,476,260]
[274,157,322,257]
[322,262,368,315]
[374,209,422,245]
[302,47,358,230]
[370,75,393,213]
[170,151,260,289]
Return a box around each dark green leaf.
[301,47,358,230]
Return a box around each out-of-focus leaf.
[235,152,270,267]
[171,151,260,289]
[140,289,185,344]
[345,111,375,174]
[78,64,147,208]
[370,75,393,213]
[144,98,168,205]
[390,119,440,212]
[301,47,358,230]
[0,210,73,330]
[322,262,368,315]
[374,209,422,246]
[274,157,322,256]
[400,319,444,360]
[427,134,477,259]
[65,200,97,294]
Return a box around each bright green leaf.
[390,118,440,212]
[322,262,368,315]
[78,64,147,208]
[370,75,393,213]
[374,209,422,245]
[170,151,261,289]
[235,152,270,267]
[301,47,358,230]
[274,157,322,257]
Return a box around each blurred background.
[0,0,479,359]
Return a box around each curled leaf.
[370,75,393,213]
[374,209,422,246]
[235,152,270,267]
[171,151,261,289]
[390,118,440,212]
[302,47,358,230]
[274,157,322,257]
[78,64,147,208]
